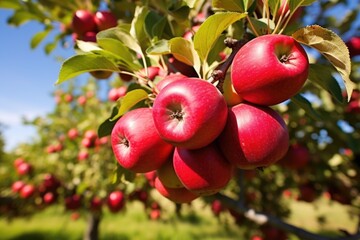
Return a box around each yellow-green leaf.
[292,25,355,101]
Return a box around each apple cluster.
[71,10,117,43]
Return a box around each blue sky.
[0,10,75,151]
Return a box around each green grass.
[0,196,357,240]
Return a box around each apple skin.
[154,177,199,203]
[111,108,174,173]
[107,191,125,213]
[155,73,187,93]
[16,162,32,175]
[173,143,233,196]
[152,78,228,149]
[156,157,183,189]
[65,194,82,210]
[231,34,309,106]
[14,158,25,168]
[71,10,97,35]
[222,72,242,106]
[108,86,127,102]
[67,128,79,140]
[12,181,25,193]
[218,103,289,169]
[43,192,56,204]
[94,11,117,31]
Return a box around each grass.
[0,196,357,240]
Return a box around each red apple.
[152,78,228,149]
[298,183,317,203]
[139,66,161,81]
[231,34,309,106]
[71,10,96,35]
[20,184,35,198]
[16,162,32,175]
[144,171,157,187]
[77,96,87,106]
[260,225,287,240]
[65,194,82,210]
[107,191,125,213]
[346,36,360,58]
[108,86,126,102]
[12,181,25,193]
[111,108,174,173]
[78,150,89,161]
[14,158,25,168]
[156,157,183,188]
[173,143,233,196]
[218,103,289,169]
[94,11,117,31]
[278,143,310,169]
[43,192,56,204]
[81,137,95,148]
[90,196,103,211]
[64,94,73,103]
[154,177,198,203]
[211,200,224,216]
[68,128,79,140]
[42,174,61,192]
[155,73,187,93]
[149,209,161,220]
[84,130,97,140]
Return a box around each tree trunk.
[83,212,101,240]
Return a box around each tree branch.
[208,193,360,240]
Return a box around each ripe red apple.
[218,103,289,169]
[90,196,103,211]
[77,96,87,106]
[81,137,95,148]
[68,128,79,140]
[107,190,125,213]
[231,34,309,106]
[64,94,73,103]
[156,157,183,188]
[278,143,310,169]
[154,177,199,203]
[211,200,224,216]
[173,143,233,196]
[346,36,360,58]
[65,194,82,210]
[260,225,287,240]
[149,209,161,220]
[42,174,61,192]
[108,86,127,102]
[144,170,157,187]
[14,158,25,168]
[43,192,56,204]
[80,31,97,42]
[20,184,35,199]
[71,10,97,35]
[12,181,25,193]
[111,108,174,173]
[94,11,117,31]
[78,150,89,161]
[139,66,161,81]
[152,78,228,149]
[16,162,32,175]
[84,130,97,140]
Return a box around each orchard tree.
[1,0,360,240]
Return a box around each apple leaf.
[169,37,201,76]
[30,28,51,49]
[56,54,119,85]
[289,0,317,11]
[194,12,246,64]
[308,64,344,103]
[0,0,22,9]
[130,6,149,48]
[146,39,170,55]
[212,0,244,12]
[112,165,136,184]
[98,107,119,138]
[110,89,149,121]
[292,25,355,101]
[291,94,322,121]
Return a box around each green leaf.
[0,0,22,9]
[31,28,51,49]
[146,40,170,55]
[289,0,317,11]
[194,12,246,63]
[212,0,244,12]
[7,10,40,26]
[308,64,344,103]
[169,37,201,75]
[56,54,119,85]
[292,25,355,101]
[110,89,149,121]
[112,165,136,184]
[98,107,119,138]
[130,6,149,48]
[291,94,322,121]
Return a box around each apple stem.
[208,37,248,93]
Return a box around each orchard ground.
[0,194,356,240]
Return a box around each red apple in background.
[231,34,309,106]
[139,66,161,81]
[65,194,82,210]
[211,200,225,216]
[12,181,25,193]
[152,78,228,149]
[82,137,95,148]
[260,225,287,240]
[77,96,87,105]
[167,56,198,77]
[218,103,289,169]
[94,11,117,31]
[154,177,199,203]
[111,108,174,173]
[156,157,183,188]
[107,191,125,213]
[173,143,233,196]
[90,196,103,211]
[298,183,317,203]
[71,10,97,35]
[78,150,89,161]
[20,184,35,199]
[43,192,56,204]
[108,86,127,102]
[64,94,73,103]
[346,36,360,57]
[42,174,61,192]
[14,158,25,168]
[144,170,157,187]
[16,162,32,175]
[84,130,97,140]
[67,128,79,140]
[278,143,310,169]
